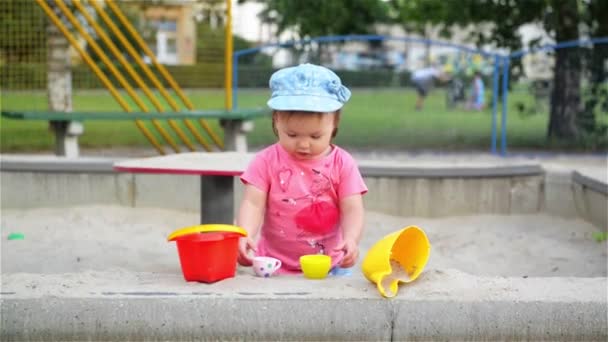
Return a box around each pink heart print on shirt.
[295,200,339,235]
[278,168,292,192]
[295,169,338,234]
[310,168,332,195]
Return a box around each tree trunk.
[581,0,608,133]
[547,0,581,140]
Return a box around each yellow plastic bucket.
[361,226,431,298]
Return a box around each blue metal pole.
[491,55,500,154]
[500,57,510,156]
[232,54,239,110]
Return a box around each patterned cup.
[252,256,282,277]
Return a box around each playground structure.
[232,34,608,155]
[1,0,259,157]
[1,2,606,156]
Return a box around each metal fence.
[233,35,607,154]
[1,1,606,153]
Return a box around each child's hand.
[237,237,256,266]
[334,238,359,268]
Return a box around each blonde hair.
[271,110,341,138]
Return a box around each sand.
[2,205,606,278]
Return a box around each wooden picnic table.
[113,152,255,224]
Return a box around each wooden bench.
[1,108,270,157]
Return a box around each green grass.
[593,231,608,243]
[1,88,603,153]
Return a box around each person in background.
[467,70,485,111]
[236,63,368,275]
[411,64,449,110]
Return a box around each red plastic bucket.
[174,231,241,283]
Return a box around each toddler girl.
[237,63,368,274]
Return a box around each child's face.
[274,111,336,160]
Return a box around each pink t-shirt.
[240,143,368,273]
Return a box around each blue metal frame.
[233,35,498,107]
[491,55,500,154]
[233,34,608,156]
[499,37,608,156]
[500,57,510,156]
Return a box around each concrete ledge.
[360,163,544,178]
[0,155,546,217]
[572,171,608,229]
[1,155,606,341]
[0,155,117,173]
[2,270,606,341]
[0,155,544,178]
[1,154,605,224]
[0,172,136,208]
[542,169,579,218]
[573,171,608,195]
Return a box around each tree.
[0,0,47,63]
[545,0,581,140]
[241,0,390,40]
[579,0,608,146]
[196,20,270,66]
[238,0,391,63]
[390,0,606,144]
[83,2,148,64]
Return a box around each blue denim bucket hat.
[267,63,351,112]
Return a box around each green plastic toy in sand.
[7,232,25,240]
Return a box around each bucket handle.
[168,224,247,241]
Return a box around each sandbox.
[1,153,606,341]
